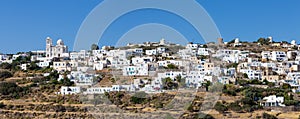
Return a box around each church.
[46,37,68,58]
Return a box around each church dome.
[57,39,64,45]
[234,38,240,43]
[291,40,297,45]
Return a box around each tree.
[282,83,291,89]
[166,64,178,69]
[176,75,186,88]
[243,73,249,78]
[227,63,238,69]
[0,82,30,98]
[60,76,74,86]
[214,102,228,113]
[28,62,41,70]
[0,71,13,81]
[14,56,31,64]
[91,44,99,50]
[249,79,262,85]
[198,55,207,60]
[0,102,5,108]
[162,77,178,90]
[131,91,148,104]
[175,75,182,82]
[257,38,270,45]
[237,79,248,86]
[47,70,59,80]
[202,80,211,91]
[0,63,12,69]
[228,39,236,44]
[241,97,255,105]
[262,113,277,119]
[228,102,242,112]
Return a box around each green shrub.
[0,71,13,80]
[214,102,227,113]
[262,112,277,119]
[228,102,242,112]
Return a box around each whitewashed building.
[123,64,148,76]
[157,60,183,67]
[53,60,78,72]
[58,86,81,95]
[286,72,300,85]
[271,51,287,62]
[131,56,153,65]
[146,49,157,56]
[21,64,27,70]
[197,48,209,56]
[239,69,262,80]
[260,95,285,107]
[185,71,210,88]
[46,37,68,58]
[84,85,135,94]
[93,60,107,70]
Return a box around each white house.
[260,95,285,107]
[107,50,132,69]
[197,48,209,56]
[157,60,183,67]
[123,64,148,76]
[261,51,271,61]
[213,49,240,61]
[250,61,262,67]
[271,51,287,62]
[93,60,107,70]
[239,50,250,60]
[156,47,166,54]
[21,64,27,70]
[218,76,233,84]
[72,72,96,86]
[129,48,144,55]
[0,54,8,61]
[53,60,78,72]
[286,72,300,85]
[108,57,130,69]
[107,49,132,59]
[146,49,157,56]
[223,54,239,63]
[239,69,262,80]
[58,86,81,95]
[157,71,185,81]
[30,50,46,61]
[185,71,210,88]
[178,48,197,59]
[84,87,112,94]
[92,49,108,56]
[38,61,50,67]
[84,85,135,94]
[70,50,89,61]
[261,62,276,69]
[12,54,20,60]
[223,68,236,77]
[131,56,153,65]
[186,43,199,49]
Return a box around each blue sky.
[0,0,300,53]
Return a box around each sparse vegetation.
[0,70,13,81]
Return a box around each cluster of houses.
[2,36,300,107]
